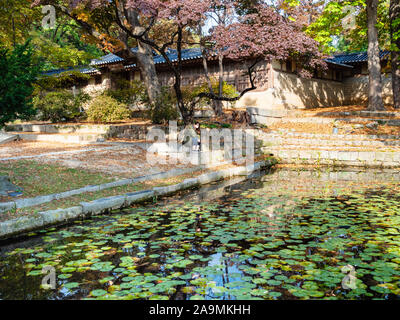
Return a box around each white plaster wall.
[81,74,111,97]
[236,70,347,110]
[343,73,393,105]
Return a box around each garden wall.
[343,74,393,105]
[81,74,111,99]
[236,70,347,110]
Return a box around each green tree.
[307,0,388,110]
[306,0,390,54]
[0,42,41,128]
[0,0,41,49]
[0,0,102,70]
[366,0,385,111]
[32,17,103,70]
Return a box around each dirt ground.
[300,105,400,118]
[266,105,400,136]
[0,140,195,178]
[0,140,103,158]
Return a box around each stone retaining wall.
[0,166,214,214]
[267,148,400,168]
[0,160,276,240]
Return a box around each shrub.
[103,79,148,106]
[0,42,40,128]
[147,87,179,124]
[34,71,91,94]
[181,78,238,108]
[33,90,86,123]
[86,95,131,123]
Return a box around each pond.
[1,168,400,300]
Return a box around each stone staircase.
[256,129,400,168]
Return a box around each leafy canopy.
[0,41,41,128]
[306,0,390,54]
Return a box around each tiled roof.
[91,47,204,67]
[92,48,390,68]
[329,50,390,64]
[325,59,353,68]
[90,53,124,66]
[44,49,391,78]
[41,66,100,77]
[154,48,204,64]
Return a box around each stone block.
[197,171,225,185]
[40,206,83,225]
[0,214,44,238]
[153,184,181,196]
[98,179,133,191]
[80,195,126,215]
[0,202,16,213]
[125,190,154,205]
[181,178,200,189]
[15,194,56,209]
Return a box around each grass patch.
[0,155,275,222]
[0,171,199,222]
[0,160,118,200]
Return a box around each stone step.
[263,147,400,167]
[307,110,400,119]
[155,148,256,166]
[267,117,400,126]
[13,132,106,144]
[267,145,400,152]
[259,131,400,142]
[260,136,400,147]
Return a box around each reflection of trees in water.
[3,169,400,300]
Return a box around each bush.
[0,42,40,128]
[86,95,131,123]
[34,71,91,94]
[147,87,179,124]
[103,79,148,107]
[181,78,238,108]
[33,90,87,123]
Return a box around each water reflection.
[1,168,400,300]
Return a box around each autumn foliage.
[32,0,326,123]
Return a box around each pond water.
[2,168,400,300]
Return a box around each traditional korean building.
[44,48,392,111]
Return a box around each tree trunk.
[216,54,224,115]
[123,9,161,106]
[174,27,192,125]
[366,0,385,111]
[390,0,400,109]
[135,41,161,105]
[201,53,223,116]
